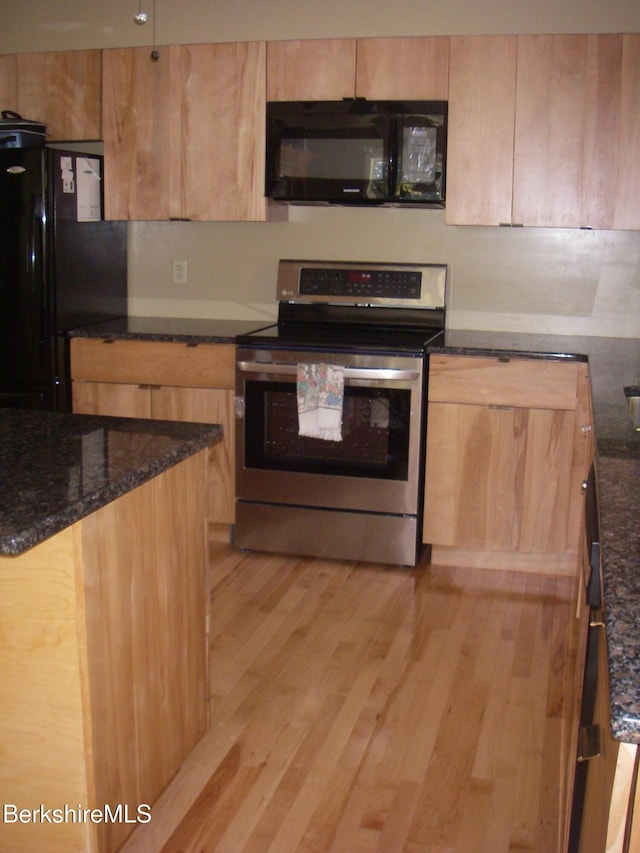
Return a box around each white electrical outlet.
[172,259,188,285]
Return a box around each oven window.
[244,381,411,480]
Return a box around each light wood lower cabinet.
[70,338,236,533]
[423,354,592,573]
[425,402,575,553]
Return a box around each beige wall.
[1,0,639,52]
[2,0,640,337]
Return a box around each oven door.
[235,347,425,517]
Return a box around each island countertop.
[0,408,221,556]
[429,330,640,743]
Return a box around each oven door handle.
[237,361,421,381]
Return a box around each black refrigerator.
[0,143,127,412]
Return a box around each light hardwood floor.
[121,544,576,853]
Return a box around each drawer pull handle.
[488,405,514,412]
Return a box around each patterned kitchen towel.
[297,363,344,441]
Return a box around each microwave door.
[267,113,393,203]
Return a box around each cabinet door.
[446,36,517,226]
[72,380,152,418]
[102,46,182,220]
[613,34,640,230]
[266,39,356,101]
[17,50,101,141]
[181,41,267,221]
[152,385,235,524]
[514,33,640,230]
[424,401,575,553]
[0,54,17,113]
[513,35,587,228]
[355,37,449,99]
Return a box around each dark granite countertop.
[430,329,640,743]
[71,315,273,344]
[0,409,221,557]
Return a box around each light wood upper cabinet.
[102,46,181,220]
[447,33,640,229]
[515,32,640,230]
[445,36,517,226]
[355,37,449,100]
[16,50,101,140]
[181,41,268,221]
[266,39,356,101]
[612,33,640,230]
[0,54,18,113]
[266,36,449,101]
[103,42,271,221]
[513,35,588,228]
[513,34,634,229]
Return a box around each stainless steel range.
[235,259,447,566]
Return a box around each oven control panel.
[277,259,446,309]
[299,266,422,300]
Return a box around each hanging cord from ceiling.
[133,0,159,61]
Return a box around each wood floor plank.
[120,545,576,853]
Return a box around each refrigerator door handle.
[29,193,47,350]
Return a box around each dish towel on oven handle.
[297,363,344,441]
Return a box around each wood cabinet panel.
[17,50,101,140]
[0,451,208,853]
[70,338,235,389]
[0,526,97,853]
[445,36,517,226]
[428,354,580,410]
[103,42,271,222]
[70,338,236,527]
[152,386,235,524]
[72,380,152,418]
[424,356,592,573]
[181,41,268,221]
[81,450,208,852]
[581,34,624,230]
[266,37,449,102]
[0,54,18,113]
[515,32,640,230]
[513,34,635,229]
[614,34,640,230]
[102,46,182,220]
[266,39,356,101]
[513,35,587,228]
[447,33,640,229]
[424,401,575,553]
[355,37,449,99]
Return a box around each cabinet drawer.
[428,354,580,410]
[70,338,236,389]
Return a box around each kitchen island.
[0,408,221,853]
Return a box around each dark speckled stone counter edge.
[70,316,274,344]
[0,412,222,557]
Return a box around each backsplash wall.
[128,208,640,338]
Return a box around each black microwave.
[265,99,447,207]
